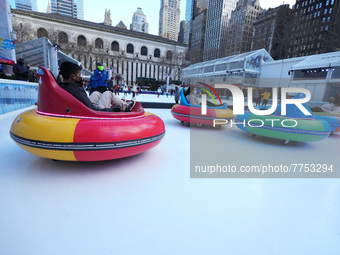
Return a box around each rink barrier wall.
[0,78,38,115]
[140,102,176,109]
[0,78,326,114]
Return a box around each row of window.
[291,42,324,52]
[298,7,333,21]
[294,22,330,33]
[36,28,174,60]
[297,0,334,9]
[293,68,328,80]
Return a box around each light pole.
[165,72,172,93]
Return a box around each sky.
[36,0,296,36]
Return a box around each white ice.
[0,94,339,255]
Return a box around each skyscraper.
[188,9,207,63]
[288,0,339,58]
[223,0,262,57]
[178,20,185,43]
[203,0,238,61]
[130,7,149,33]
[252,4,293,60]
[184,0,195,45]
[47,0,84,20]
[9,0,38,11]
[184,0,209,45]
[159,0,181,41]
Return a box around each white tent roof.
[291,51,340,70]
[15,37,92,76]
[183,49,273,74]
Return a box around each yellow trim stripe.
[10,109,79,161]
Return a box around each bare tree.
[115,74,122,84]
[12,23,35,44]
[163,49,184,81]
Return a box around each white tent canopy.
[15,37,92,77]
[291,51,340,70]
[182,49,274,78]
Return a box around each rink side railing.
[0,78,38,115]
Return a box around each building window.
[331,67,340,79]
[293,68,328,80]
[166,50,173,61]
[127,44,134,54]
[95,38,104,49]
[37,28,48,38]
[154,48,160,58]
[141,46,148,56]
[111,41,119,51]
[77,35,86,47]
[58,32,68,43]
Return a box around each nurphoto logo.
[200,85,312,116]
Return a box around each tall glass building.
[184,0,209,45]
[130,7,149,33]
[159,0,181,41]
[48,0,84,20]
[203,0,238,61]
[9,0,38,11]
[184,0,194,45]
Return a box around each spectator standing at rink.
[132,83,138,98]
[88,62,108,94]
[174,87,180,104]
[113,83,120,95]
[26,64,36,82]
[108,77,114,92]
[13,58,28,81]
[254,89,261,106]
[261,89,271,106]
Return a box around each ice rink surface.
[1,94,339,255]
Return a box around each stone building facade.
[188,9,207,64]
[288,0,340,58]
[11,9,187,85]
[251,4,293,60]
[223,0,262,57]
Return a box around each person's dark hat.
[18,58,24,61]
[97,62,103,66]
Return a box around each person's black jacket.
[13,63,28,81]
[59,82,113,112]
[27,70,36,82]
